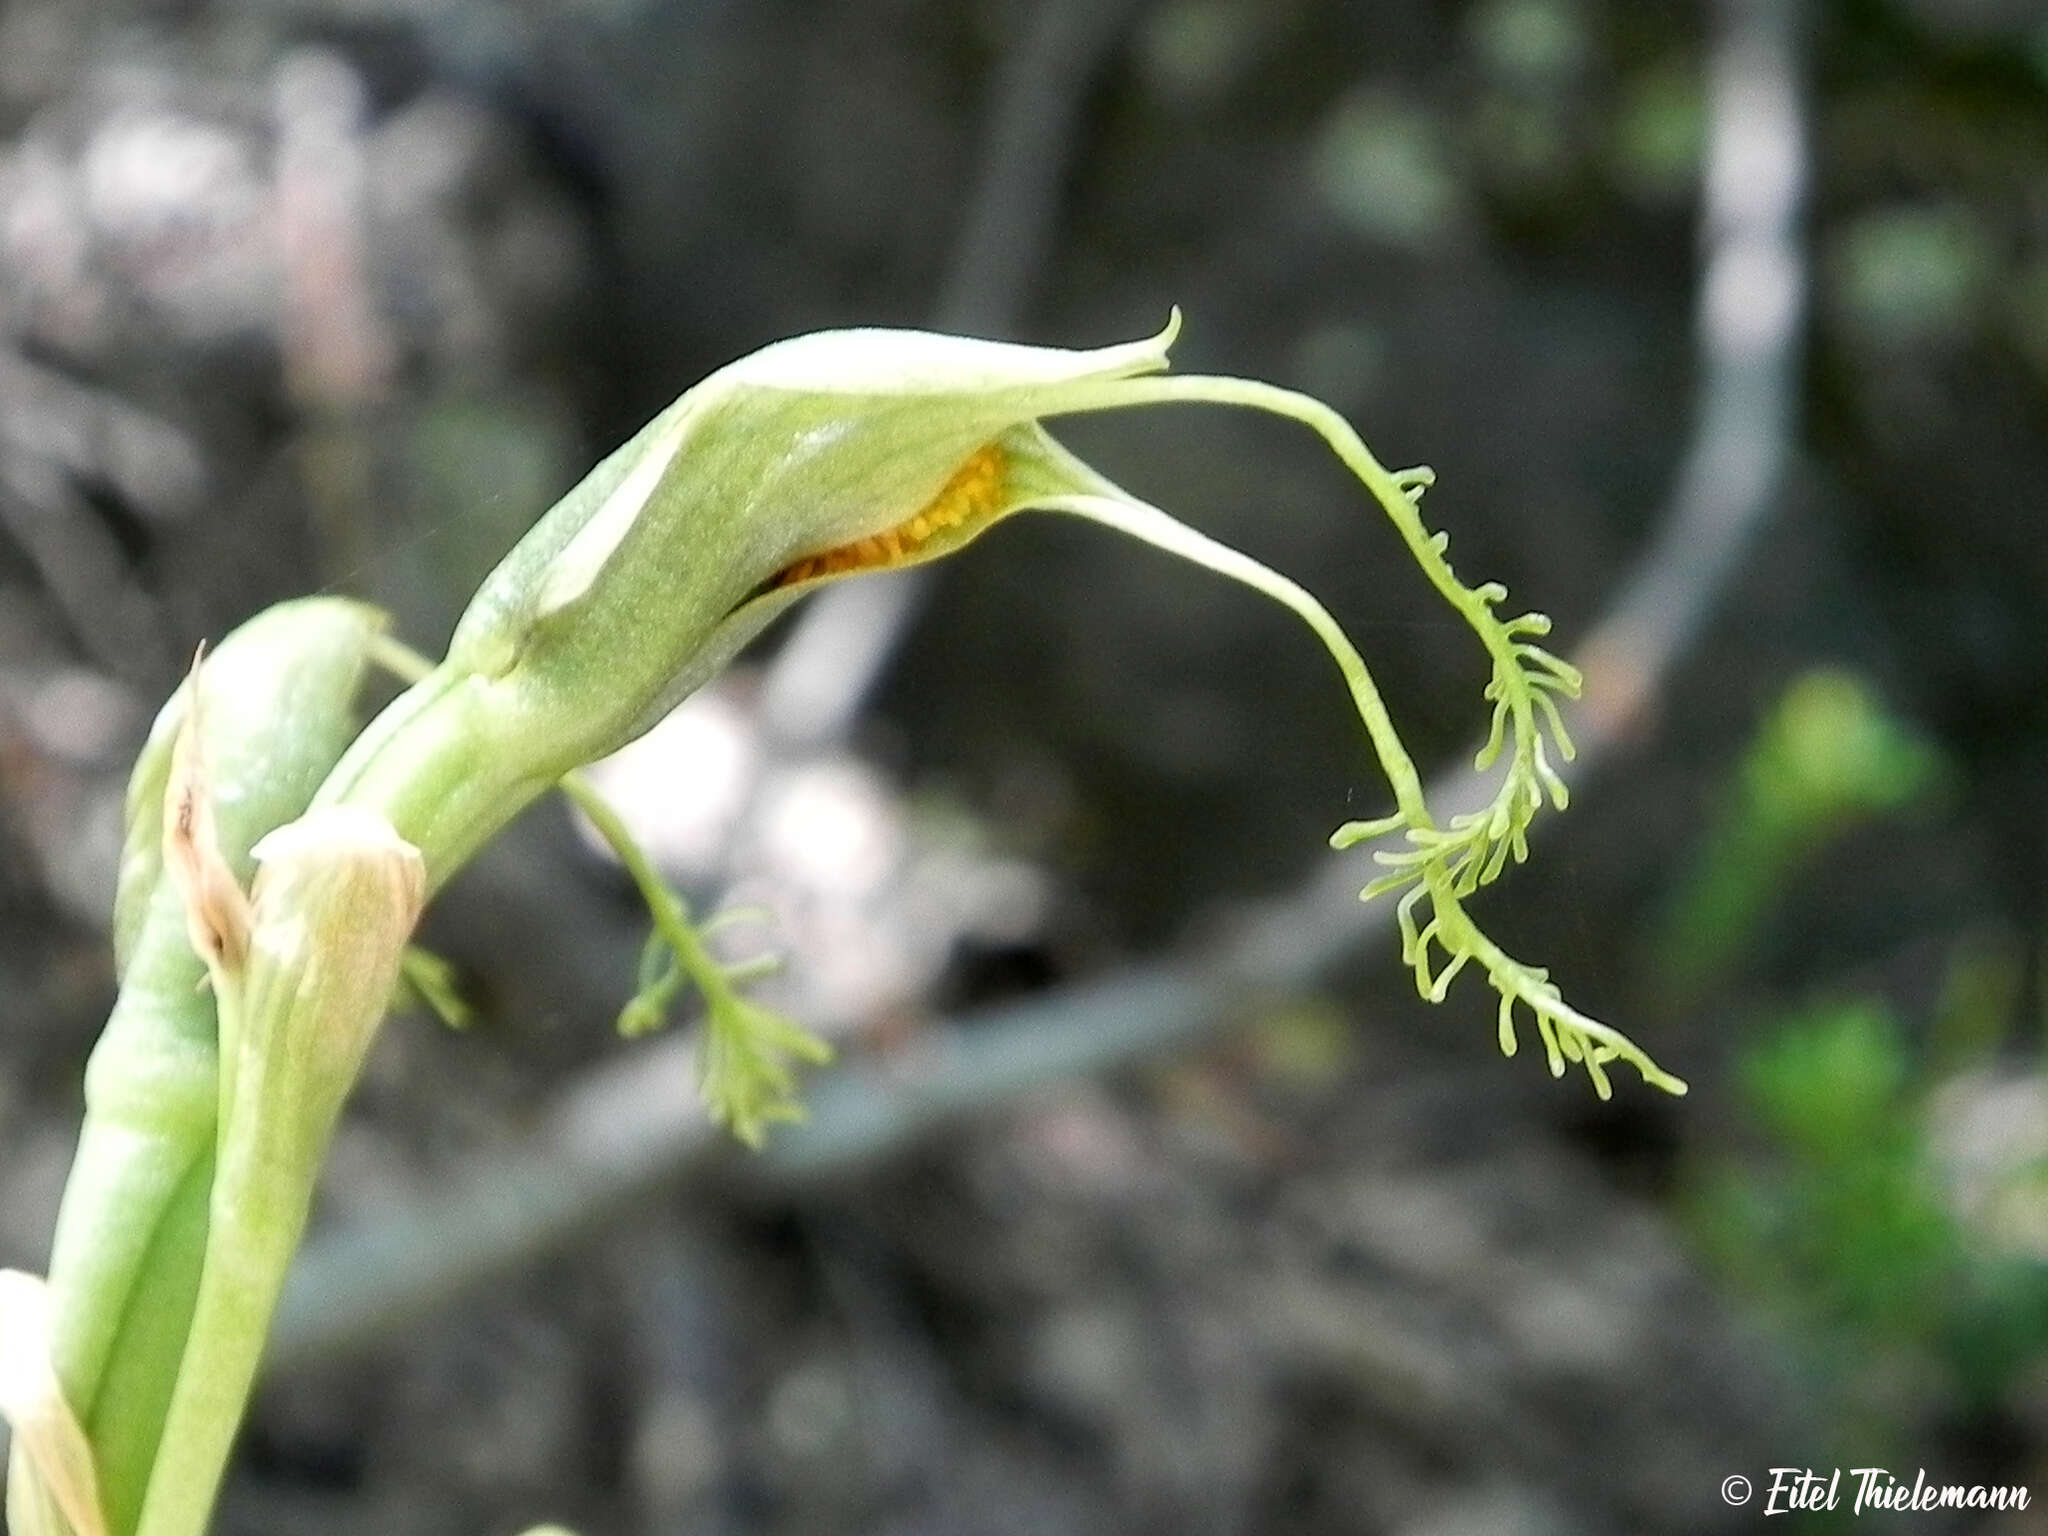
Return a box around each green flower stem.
[1006,435,1434,830]
[135,810,422,1536]
[42,910,215,1441]
[304,668,553,890]
[124,1146,295,1536]
[331,635,624,892]
[68,1158,208,1535]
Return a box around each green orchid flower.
[314,313,1679,1127]
[12,313,1682,1536]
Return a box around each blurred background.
[3,0,2048,1530]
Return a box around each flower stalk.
[134,807,423,1536]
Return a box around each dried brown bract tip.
[163,644,254,977]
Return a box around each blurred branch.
[932,0,1149,337]
[759,0,1147,752]
[0,463,164,685]
[272,0,1807,1372]
[0,355,200,683]
[1574,0,1807,737]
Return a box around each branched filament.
[1320,467,1681,1098]
[1016,371,1684,1098]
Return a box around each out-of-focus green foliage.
[1829,204,1995,349]
[1691,997,2048,1441]
[1312,90,1466,251]
[1672,666,2048,1445]
[1651,670,1946,996]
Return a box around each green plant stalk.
[29,907,216,1536]
[9,600,385,1536]
[61,1139,209,1536]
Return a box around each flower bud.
[438,317,1181,762]
[310,315,1681,1099]
[227,806,426,1147]
[128,808,424,1536]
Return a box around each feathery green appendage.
[1058,374,1583,909]
[365,633,827,1135]
[558,774,830,1147]
[696,995,836,1148]
[996,416,1680,1099]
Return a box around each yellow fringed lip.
[763,440,1011,592]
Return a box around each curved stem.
[1092,374,1548,770]
[1025,488,1434,827]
